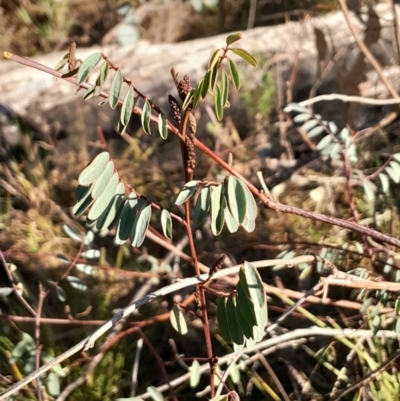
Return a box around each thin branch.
[299,93,400,107]
[5,52,400,249]
[131,338,143,397]
[337,0,399,99]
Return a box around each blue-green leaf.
[226,294,244,345]
[189,360,201,388]
[293,113,311,123]
[95,181,125,232]
[224,206,239,233]
[78,152,110,186]
[146,386,163,401]
[193,186,211,227]
[120,86,135,127]
[379,173,390,193]
[91,160,114,199]
[226,175,247,224]
[0,287,12,297]
[242,261,266,310]
[109,70,123,110]
[141,99,152,135]
[77,52,102,84]
[237,179,257,222]
[157,113,167,139]
[66,276,87,292]
[131,201,152,248]
[46,372,60,397]
[170,304,188,335]
[161,209,173,239]
[217,297,232,343]
[88,172,119,220]
[115,192,138,245]
[210,184,226,236]
[174,180,199,205]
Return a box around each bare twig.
[300,93,400,107]
[337,0,399,99]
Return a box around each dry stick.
[4,52,400,249]
[0,255,326,400]
[338,0,399,100]
[300,93,400,107]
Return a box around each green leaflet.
[224,206,239,233]
[78,152,110,186]
[77,52,102,84]
[115,192,138,245]
[229,48,258,67]
[208,48,222,70]
[210,184,226,236]
[189,360,201,388]
[170,304,188,335]
[72,187,94,216]
[228,59,240,90]
[131,201,152,247]
[161,209,173,239]
[91,160,114,199]
[242,261,266,310]
[237,272,258,328]
[157,113,167,139]
[214,85,223,121]
[221,68,229,107]
[193,79,203,109]
[94,61,109,95]
[238,179,257,221]
[210,64,219,92]
[216,297,232,343]
[120,85,135,127]
[193,186,211,227]
[88,172,119,221]
[141,99,152,135]
[226,294,244,346]
[201,70,211,98]
[226,175,247,224]
[95,181,125,232]
[174,180,199,206]
[225,32,242,46]
[109,70,123,110]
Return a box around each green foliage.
[217,262,267,349]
